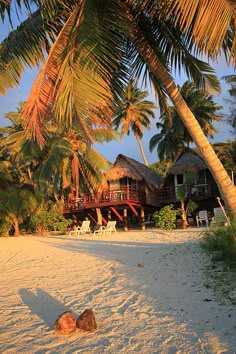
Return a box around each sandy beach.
[0,229,235,353]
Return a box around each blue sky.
[0,12,235,164]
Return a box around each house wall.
[145,186,162,207]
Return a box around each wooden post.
[140,207,145,230]
[96,208,103,227]
[124,208,128,231]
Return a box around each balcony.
[156,183,216,203]
[63,183,218,213]
[64,188,140,211]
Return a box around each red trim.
[110,207,123,221]
[88,213,97,224]
[102,216,108,225]
[128,203,139,217]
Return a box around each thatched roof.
[168,150,207,174]
[105,154,163,190]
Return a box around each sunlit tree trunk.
[72,153,79,199]
[132,24,236,217]
[135,134,149,166]
[13,218,20,237]
[180,201,188,228]
[96,208,103,226]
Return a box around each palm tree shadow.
[19,288,71,329]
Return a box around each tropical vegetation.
[212,141,236,184]
[113,80,156,166]
[222,75,236,130]
[0,103,115,235]
[1,1,236,216]
[0,186,37,236]
[30,209,72,235]
[150,80,222,161]
[152,205,177,230]
[176,170,198,228]
[201,221,236,267]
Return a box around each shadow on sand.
[19,288,71,329]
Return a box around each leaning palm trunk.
[132,25,236,217]
[135,134,149,166]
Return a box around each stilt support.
[110,207,123,222]
[140,207,145,230]
[128,203,139,217]
[123,208,128,231]
[88,213,97,224]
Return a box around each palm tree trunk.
[96,208,103,226]
[131,23,236,217]
[13,218,20,237]
[135,134,149,166]
[181,201,188,228]
[72,153,80,199]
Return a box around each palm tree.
[0,187,37,236]
[0,104,115,204]
[176,170,198,228]
[149,119,185,161]
[169,81,222,144]
[212,141,236,182]
[113,80,156,165]
[222,75,236,130]
[35,127,113,201]
[0,102,45,184]
[150,80,222,161]
[1,1,236,215]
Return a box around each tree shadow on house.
[19,288,72,330]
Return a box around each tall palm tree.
[1,1,236,215]
[150,80,223,160]
[0,103,115,202]
[113,80,156,165]
[35,127,113,200]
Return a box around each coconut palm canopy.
[168,150,207,175]
[105,154,163,190]
[1,1,236,216]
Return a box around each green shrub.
[201,224,236,266]
[153,205,177,230]
[30,210,72,235]
[0,220,12,236]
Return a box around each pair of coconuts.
[54,309,97,335]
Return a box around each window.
[176,174,184,185]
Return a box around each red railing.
[64,187,140,210]
[156,183,216,201]
[64,183,218,211]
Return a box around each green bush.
[201,223,236,266]
[153,205,177,230]
[30,210,72,235]
[0,220,12,236]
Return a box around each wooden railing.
[64,183,218,211]
[156,183,217,201]
[64,187,140,210]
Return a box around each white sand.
[0,229,235,353]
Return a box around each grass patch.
[201,223,236,267]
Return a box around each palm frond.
[92,128,119,143]
[0,9,55,95]
[167,0,236,57]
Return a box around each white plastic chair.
[211,207,226,226]
[196,210,209,227]
[94,221,117,235]
[69,220,91,236]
